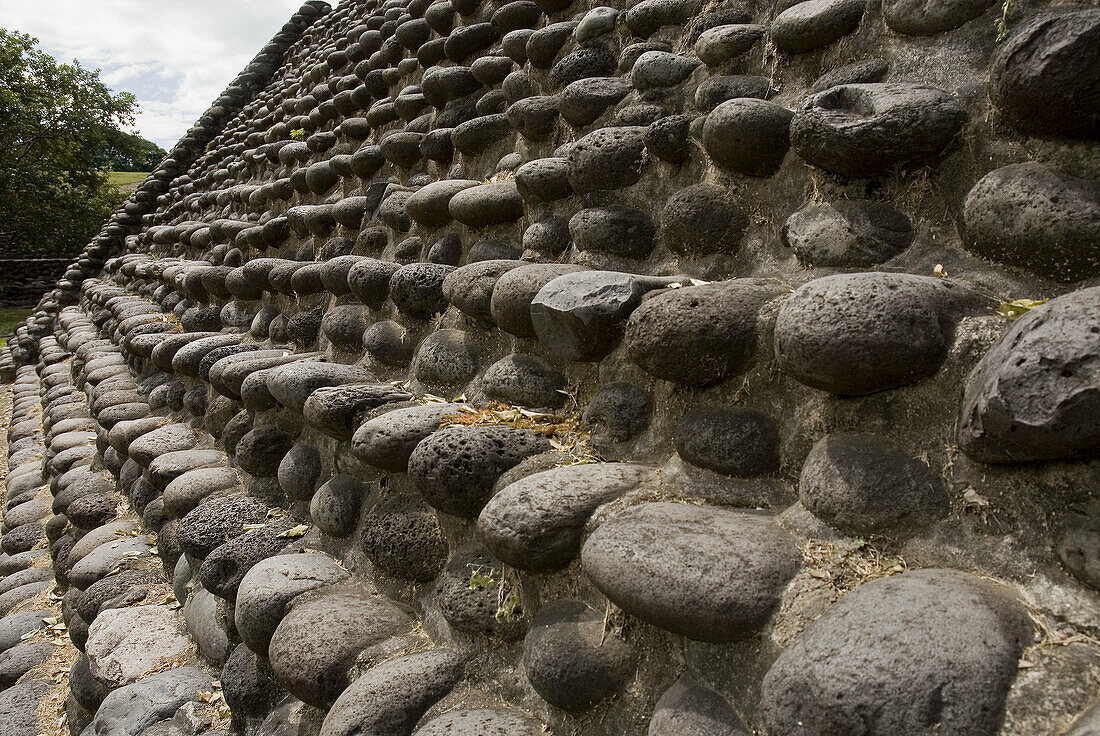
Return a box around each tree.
[0,29,142,255]
[95,130,167,172]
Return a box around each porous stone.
[674,407,781,476]
[625,279,784,386]
[883,0,995,34]
[234,553,350,654]
[703,99,793,176]
[790,83,966,176]
[352,403,464,472]
[799,433,949,536]
[389,262,454,319]
[319,650,464,736]
[760,569,1032,736]
[958,287,1100,463]
[989,7,1100,139]
[523,600,634,711]
[774,273,982,395]
[783,200,914,267]
[567,127,648,193]
[478,463,649,571]
[582,502,800,641]
[771,0,866,53]
[582,382,652,442]
[569,206,656,259]
[961,163,1099,282]
[695,24,766,66]
[87,665,212,736]
[267,586,414,706]
[361,492,448,581]
[408,426,550,517]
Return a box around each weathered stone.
[958,287,1100,463]
[783,200,914,267]
[479,463,649,571]
[234,553,349,655]
[800,433,948,536]
[523,600,634,711]
[582,503,800,641]
[760,570,1032,736]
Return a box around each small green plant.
[998,298,1048,319]
[496,588,522,622]
[468,566,498,590]
[290,128,306,140]
[995,0,1014,41]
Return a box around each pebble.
[559,77,632,127]
[582,502,800,640]
[352,403,465,472]
[660,184,748,255]
[480,354,567,408]
[414,708,546,735]
[411,329,480,388]
[771,0,866,53]
[443,260,525,321]
[649,677,749,736]
[581,382,652,442]
[448,182,525,227]
[695,24,766,66]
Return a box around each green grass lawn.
[107,171,149,188]
[0,308,33,347]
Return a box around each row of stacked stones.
[1,0,1098,733]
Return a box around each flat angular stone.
[85,605,192,689]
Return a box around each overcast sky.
[0,0,310,150]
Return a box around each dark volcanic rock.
[958,287,1100,463]
[625,279,783,386]
[582,502,800,641]
[783,200,914,267]
[989,7,1100,139]
[523,600,634,711]
[361,493,448,581]
[790,83,966,176]
[408,426,550,518]
[799,433,949,536]
[674,407,781,476]
[760,569,1032,736]
[961,163,1100,282]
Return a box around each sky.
[0,0,310,150]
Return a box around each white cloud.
[0,0,309,150]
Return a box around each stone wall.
[0,0,1098,734]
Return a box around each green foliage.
[95,129,166,172]
[290,128,306,140]
[0,307,32,346]
[0,28,139,255]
